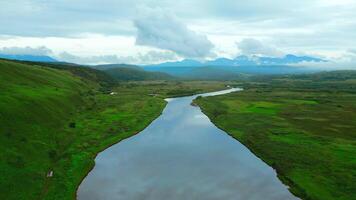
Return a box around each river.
[77,88,298,200]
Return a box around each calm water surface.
[77,88,298,200]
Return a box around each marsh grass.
[196,73,356,200]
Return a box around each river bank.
[195,81,356,200]
[77,88,297,200]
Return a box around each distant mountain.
[258,54,325,65]
[205,56,257,66]
[0,53,326,78]
[144,66,198,76]
[147,59,203,68]
[143,54,326,76]
[180,67,250,80]
[0,54,57,62]
[92,63,142,70]
[104,67,174,81]
[217,65,319,75]
[204,58,234,66]
[145,54,325,68]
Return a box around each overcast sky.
[0,0,356,66]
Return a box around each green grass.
[104,67,174,81]
[42,89,167,200]
[195,74,356,200]
[0,59,228,199]
[0,60,93,199]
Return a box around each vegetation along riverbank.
[195,71,356,200]
[0,59,227,200]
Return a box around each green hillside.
[0,60,92,199]
[104,67,174,81]
[92,63,143,70]
[13,60,117,90]
[0,59,228,199]
[0,60,167,199]
[181,66,250,80]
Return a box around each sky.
[0,0,356,66]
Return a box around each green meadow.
[2,58,356,200]
[0,59,226,200]
[195,73,356,200]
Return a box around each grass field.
[0,59,227,200]
[5,57,355,200]
[195,72,356,200]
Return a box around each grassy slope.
[0,60,227,199]
[195,72,356,200]
[0,60,93,199]
[15,60,117,91]
[181,67,249,80]
[104,67,174,81]
[0,60,167,199]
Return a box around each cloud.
[57,52,136,65]
[136,51,178,64]
[56,50,178,65]
[0,0,137,37]
[134,7,214,58]
[236,38,283,57]
[289,50,356,70]
[1,0,356,63]
[0,46,52,55]
[348,49,356,55]
[292,60,356,70]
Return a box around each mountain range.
[0,53,325,67]
[0,54,327,78]
[143,55,326,77]
[144,54,325,68]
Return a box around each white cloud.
[290,50,356,70]
[0,0,356,65]
[134,7,214,58]
[0,46,52,55]
[291,60,356,70]
[56,50,178,65]
[135,50,178,64]
[56,52,128,65]
[0,35,180,65]
[236,38,283,57]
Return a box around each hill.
[3,59,117,90]
[180,67,250,80]
[104,67,174,81]
[91,63,142,70]
[0,59,170,199]
[0,59,93,199]
[144,64,321,77]
[144,66,198,76]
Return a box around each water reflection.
[77,88,298,200]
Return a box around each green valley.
[0,59,226,200]
[2,1,356,200]
[2,58,356,200]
